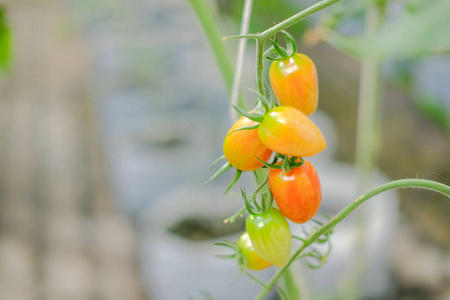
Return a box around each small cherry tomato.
[257,106,326,157]
[223,116,273,171]
[269,53,318,116]
[237,231,271,270]
[246,207,291,267]
[269,159,321,223]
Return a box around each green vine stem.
[254,179,450,299]
[258,0,340,39]
[347,3,386,298]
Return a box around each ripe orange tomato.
[269,53,318,116]
[223,116,273,171]
[269,159,321,223]
[257,106,326,157]
[237,232,271,270]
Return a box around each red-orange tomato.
[223,116,273,171]
[257,106,326,157]
[269,53,318,116]
[269,160,321,223]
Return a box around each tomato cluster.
[215,33,325,270]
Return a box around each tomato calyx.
[229,89,273,130]
[241,186,273,216]
[265,30,297,61]
[255,154,305,173]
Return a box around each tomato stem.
[259,0,340,40]
[254,179,450,299]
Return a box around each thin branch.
[259,0,340,39]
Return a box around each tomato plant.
[237,231,271,270]
[257,106,326,157]
[223,115,273,171]
[246,207,291,267]
[269,53,318,116]
[269,159,321,223]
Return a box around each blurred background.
[0,0,448,299]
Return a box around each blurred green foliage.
[0,7,11,72]
[322,0,450,130]
[324,0,450,58]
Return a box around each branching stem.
[255,179,450,299]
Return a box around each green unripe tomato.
[246,207,291,267]
[237,231,271,270]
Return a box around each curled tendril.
[300,240,333,269]
[291,213,334,269]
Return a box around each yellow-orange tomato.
[269,53,318,116]
[257,106,326,157]
[269,160,321,223]
[237,232,271,270]
[223,116,273,171]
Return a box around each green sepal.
[216,254,236,260]
[247,88,271,112]
[267,30,298,61]
[224,169,242,194]
[272,39,289,60]
[264,45,281,61]
[227,124,259,136]
[209,155,225,171]
[252,194,262,211]
[214,240,236,248]
[254,156,283,169]
[281,30,297,57]
[206,162,232,184]
[242,188,258,216]
[230,104,264,123]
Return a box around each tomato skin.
[223,116,273,171]
[257,106,326,157]
[237,232,271,270]
[269,160,321,223]
[246,207,291,267]
[269,53,318,116]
